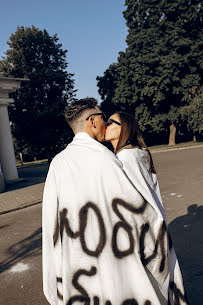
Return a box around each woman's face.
[105,113,121,142]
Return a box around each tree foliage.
[97,63,120,118]
[0,26,76,159]
[181,86,203,137]
[97,0,203,145]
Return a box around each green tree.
[181,86,203,141]
[98,0,203,145]
[97,63,120,118]
[0,26,76,160]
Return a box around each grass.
[16,159,48,168]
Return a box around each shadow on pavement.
[4,164,49,192]
[0,227,42,273]
[169,204,203,305]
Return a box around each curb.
[151,144,203,153]
[0,200,42,216]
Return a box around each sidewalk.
[0,143,203,215]
[0,181,44,215]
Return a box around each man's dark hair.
[65,98,98,122]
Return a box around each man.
[42,98,188,305]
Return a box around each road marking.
[9,262,29,273]
[170,193,176,196]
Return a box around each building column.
[0,161,5,192]
[0,98,18,182]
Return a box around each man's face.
[88,107,106,142]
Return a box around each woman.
[105,111,166,220]
[105,111,188,305]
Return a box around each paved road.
[0,147,202,305]
[153,147,203,223]
[18,163,49,178]
[153,147,203,305]
[0,204,47,305]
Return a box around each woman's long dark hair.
[115,112,156,174]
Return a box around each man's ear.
[90,117,96,128]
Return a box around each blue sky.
[0,0,128,102]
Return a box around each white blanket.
[42,132,188,305]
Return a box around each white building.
[0,77,25,192]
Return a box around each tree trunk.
[47,152,52,165]
[193,135,196,142]
[169,123,176,146]
[19,152,23,165]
